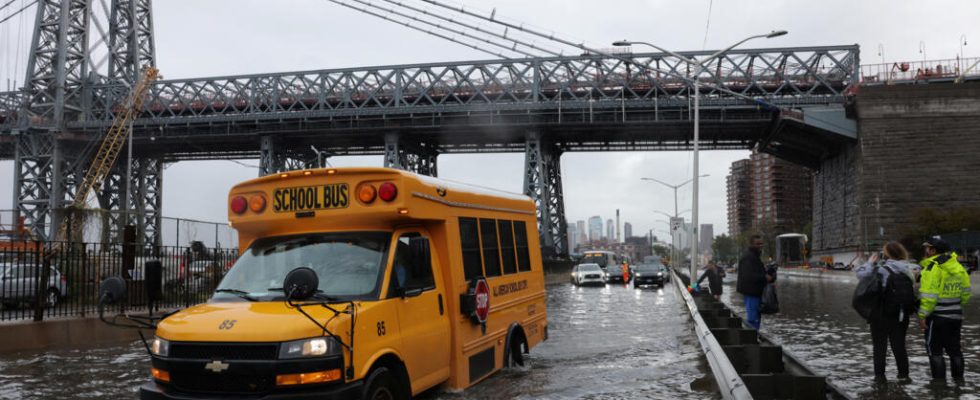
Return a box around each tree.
[652,244,670,259]
[712,234,739,264]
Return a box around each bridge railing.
[73,46,858,125]
[860,56,980,85]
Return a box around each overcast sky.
[2,0,978,241]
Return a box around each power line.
[382,0,563,57]
[0,0,35,25]
[324,0,514,59]
[346,0,538,58]
[702,0,713,50]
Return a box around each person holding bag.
[854,242,916,383]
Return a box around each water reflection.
[0,283,716,399]
[721,271,979,400]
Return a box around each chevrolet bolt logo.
[204,360,230,373]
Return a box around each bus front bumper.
[139,381,364,400]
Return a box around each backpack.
[881,265,918,314]
[852,266,883,321]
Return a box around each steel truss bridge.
[0,1,860,256]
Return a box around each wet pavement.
[0,281,716,400]
[720,271,980,400]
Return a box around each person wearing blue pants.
[736,235,770,329]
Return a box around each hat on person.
[922,236,951,253]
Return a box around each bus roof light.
[379,182,398,202]
[249,195,266,213]
[357,184,377,204]
[230,196,247,214]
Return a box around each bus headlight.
[150,337,170,357]
[279,337,341,359]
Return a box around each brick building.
[727,152,813,237]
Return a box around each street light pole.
[642,176,705,269]
[618,30,787,283]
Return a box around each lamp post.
[961,35,968,72]
[620,30,787,282]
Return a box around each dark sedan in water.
[632,264,668,287]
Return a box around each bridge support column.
[383,133,438,176]
[14,133,80,240]
[97,157,163,246]
[523,131,567,258]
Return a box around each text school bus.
[140,167,548,399]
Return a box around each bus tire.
[505,328,528,368]
[363,363,410,400]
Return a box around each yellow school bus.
[140,167,548,399]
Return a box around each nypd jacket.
[918,252,972,320]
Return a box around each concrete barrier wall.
[543,259,576,286]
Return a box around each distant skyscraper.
[606,219,614,242]
[700,224,714,256]
[567,222,578,252]
[588,216,603,242]
[576,220,587,244]
[624,222,633,238]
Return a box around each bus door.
[388,230,451,388]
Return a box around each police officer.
[917,237,972,383]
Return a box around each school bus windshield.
[215,231,390,301]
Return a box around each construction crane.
[58,66,160,242]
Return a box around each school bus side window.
[388,233,435,297]
[498,220,517,274]
[479,219,502,277]
[459,218,484,280]
[514,220,531,272]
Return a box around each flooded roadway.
[721,271,980,400]
[0,282,716,400]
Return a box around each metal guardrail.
[671,269,752,400]
[860,56,980,85]
[0,240,238,322]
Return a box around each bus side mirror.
[284,267,319,301]
[99,276,128,306]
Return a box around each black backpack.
[882,265,918,314]
[852,266,883,321]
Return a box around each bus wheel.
[363,367,400,400]
[506,334,527,368]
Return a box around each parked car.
[830,262,851,271]
[633,263,668,287]
[570,263,605,286]
[0,264,68,308]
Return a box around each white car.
[570,263,605,286]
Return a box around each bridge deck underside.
[3,108,779,161]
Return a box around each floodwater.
[721,271,980,400]
[0,282,716,400]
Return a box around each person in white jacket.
[855,241,915,383]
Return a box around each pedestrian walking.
[917,237,972,383]
[696,260,723,300]
[736,235,772,329]
[854,241,915,383]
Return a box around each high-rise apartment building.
[624,222,633,239]
[700,224,714,256]
[727,152,812,237]
[606,219,614,242]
